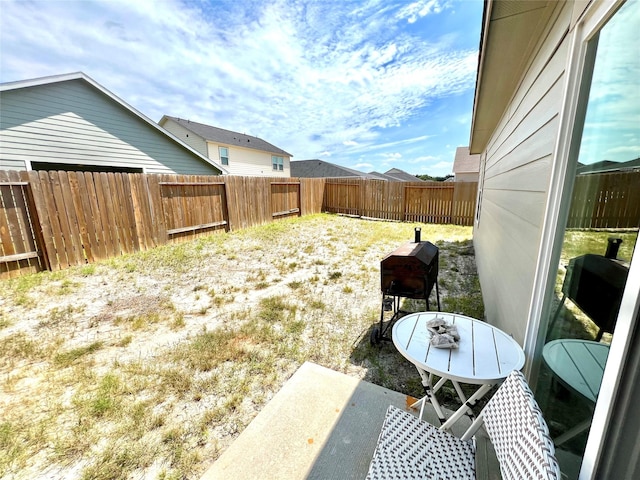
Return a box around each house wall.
[0,80,219,175]
[206,142,291,177]
[454,172,479,182]
[158,118,209,157]
[473,1,572,344]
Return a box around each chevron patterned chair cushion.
[366,370,561,480]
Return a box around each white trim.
[469,0,493,152]
[474,152,486,229]
[524,0,625,374]
[581,234,640,479]
[523,3,591,377]
[521,1,630,478]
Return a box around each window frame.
[272,156,284,171]
[522,1,637,478]
[219,146,229,166]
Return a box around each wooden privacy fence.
[323,178,478,225]
[567,170,640,229]
[1,170,479,278]
[0,170,326,278]
[8,168,636,279]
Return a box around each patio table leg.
[409,376,444,408]
[439,383,494,431]
[451,380,475,421]
[413,368,448,424]
[554,418,591,446]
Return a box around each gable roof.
[384,168,424,182]
[453,146,481,174]
[368,171,399,181]
[576,157,640,175]
[0,72,227,174]
[160,116,292,157]
[290,159,376,179]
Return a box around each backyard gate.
[0,171,47,277]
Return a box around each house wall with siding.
[473,2,571,344]
[0,80,219,175]
[158,118,209,158]
[454,172,479,182]
[159,117,291,177]
[206,142,291,177]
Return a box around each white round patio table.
[392,311,525,431]
[542,339,609,445]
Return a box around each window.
[219,147,229,166]
[272,156,284,171]
[536,3,639,477]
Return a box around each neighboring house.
[291,159,377,179]
[368,171,401,181]
[290,160,423,182]
[159,116,292,177]
[383,168,424,182]
[576,157,640,175]
[0,73,224,175]
[452,146,480,182]
[470,1,639,479]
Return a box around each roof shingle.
[162,116,292,157]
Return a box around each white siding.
[0,158,27,170]
[454,173,479,182]
[0,80,219,175]
[473,2,572,344]
[159,118,208,157]
[206,141,291,177]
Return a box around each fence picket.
[3,168,638,279]
[68,172,94,263]
[94,172,117,257]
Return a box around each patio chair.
[365,370,560,480]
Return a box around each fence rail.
[0,171,479,278]
[323,178,476,225]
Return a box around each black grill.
[371,228,440,345]
[551,238,629,340]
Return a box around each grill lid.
[380,240,439,298]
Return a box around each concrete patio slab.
[200,361,480,480]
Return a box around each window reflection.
[538,2,639,478]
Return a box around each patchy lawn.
[0,213,482,480]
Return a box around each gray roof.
[161,116,292,157]
[368,171,398,181]
[291,159,376,179]
[384,168,424,182]
[576,157,640,175]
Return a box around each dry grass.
[0,213,482,480]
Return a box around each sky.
[578,0,640,166]
[0,0,484,177]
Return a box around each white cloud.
[408,155,440,164]
[607,145,640,155]
[397,0,448,24]
[354,162,374,169]
[0,0,482,173]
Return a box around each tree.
[415,174,454,182]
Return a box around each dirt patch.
[0,214,482,479]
